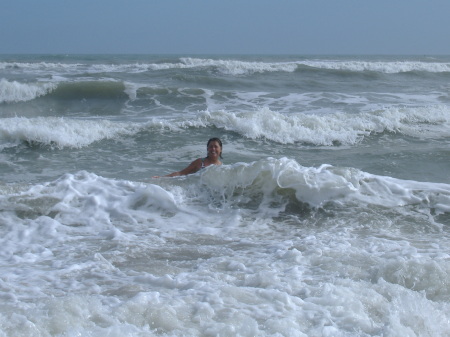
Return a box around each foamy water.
[2,56,450,77]
[1,54,449,336]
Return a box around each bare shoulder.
[190,158,203,168]
[178,158,202,175]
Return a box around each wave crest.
[2,58,449,77]
[0,117,143,149]
[300,60,450,74]
[151,58,450,75]
[201,158,450,213]
[199,105,450,145]
[0,79,57,103]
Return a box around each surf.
[198,157,450,213]
[0,117,143,149]
[0,78,57,104]
[198,105,450,145]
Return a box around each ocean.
[0,54,450,336]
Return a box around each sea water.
[0,54,450,336]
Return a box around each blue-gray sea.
[1,54,450,336]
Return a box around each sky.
[1,0,450,55]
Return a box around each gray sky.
[2,0,449,55]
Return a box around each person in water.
[153,138,223,178]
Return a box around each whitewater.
[0,54,450,336]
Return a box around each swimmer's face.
[207,140,222,159]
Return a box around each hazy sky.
[2,0,450,55]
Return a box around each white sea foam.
[200,157,450,213]
[0,61,149,76]
[0,78,57,103]
[2,58,449,77]
[0,167,449,336]
[0,61,83,76]
[301,59,450,73]
[1,103,447,151]
[198,105,450,145]
[0,116,215,150]
[108,58,299,75]
[0,117,143,149]
[149,58,450,75]
[179,58,298,75]
[1,54,450,336]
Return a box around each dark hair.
[207,137,223,159]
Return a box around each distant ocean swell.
[2,57,449,106]
[0,79,131,103]
[1,58,450,76]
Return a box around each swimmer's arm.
[153,158,202,178]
